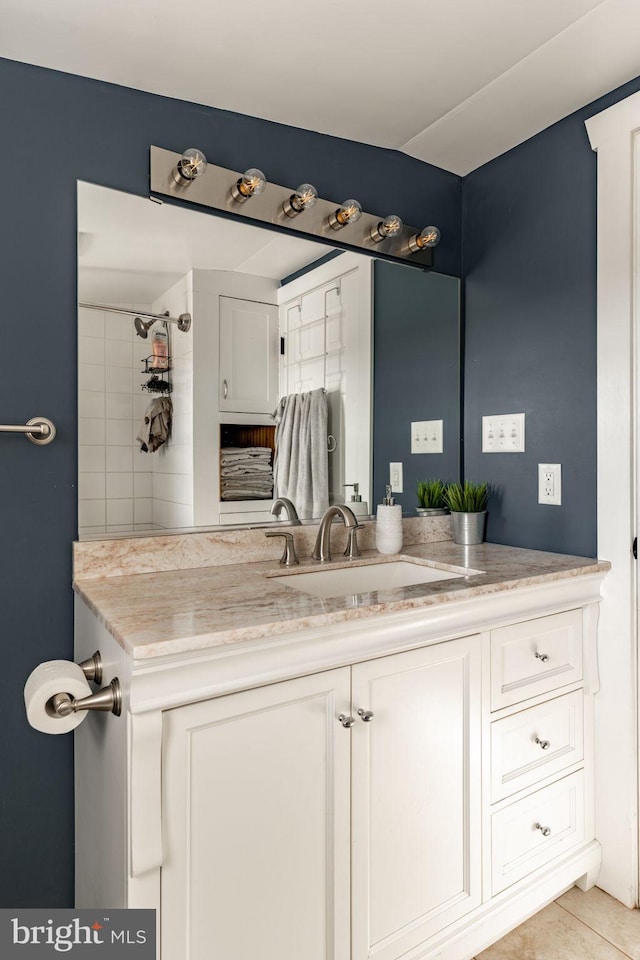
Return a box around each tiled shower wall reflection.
[78,305,156,536]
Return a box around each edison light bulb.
[232,167,267,201]
[371,214,403,242]
[329,199,362,229]
[284,183,318,217]
[173,147,207,183]
[409,225,441,252]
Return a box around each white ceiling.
[3,0,640,174]
[77,182,332,302]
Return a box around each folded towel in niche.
[220,462,273,477]
[137,397,172,452]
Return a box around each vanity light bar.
[149,146,434,268]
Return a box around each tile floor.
[475,886,640,959]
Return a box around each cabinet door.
[162,668,352,960]
[351,637,482,960]
[219,296,279,413]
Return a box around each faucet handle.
[343,523,364,560]
[265,530,299,566]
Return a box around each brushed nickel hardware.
[535,737,551,750]
[0,417,56,445]
[357,709,374,722]
[327,435,337,453]
[534,822,551,837]
[223,379,228,399]
[338,714,356,728]
[270,498,301,525]
[51,678,122,718]
[534,652,550,663]
[150,147,435,269]
[79,302,192,333]
[265,530,299,566]
[343,524,364,560]
[313,504,359,562]
[78,650,103,686]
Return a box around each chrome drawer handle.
[338,713,356,728]
[357,709,374,722]
[535,737,551,750]
[223,378,228,399]
[534,822,551,837]
[534,652,550,663]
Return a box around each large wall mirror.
[77,182,460,539]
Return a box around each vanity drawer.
[490,609,583,710]
[491,690,584,802]
[491,771,585,895]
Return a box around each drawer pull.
[338,713,356,728]
[534,822,551,837]
[535,737,551,750]
[357,708,374,722]
[534,651,550,663]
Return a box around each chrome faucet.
[313,504,360,562]
[271,497,301,525]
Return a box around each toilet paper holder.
[50,650,122,719]
[78,650,103,685]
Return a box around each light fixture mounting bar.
[149,147,433,268]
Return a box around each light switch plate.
[411,420,443,454]
[482,413,525,453]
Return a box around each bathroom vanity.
[72,528,608,960]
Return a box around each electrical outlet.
[538,463,561,505]
[389,462,403,493]
[411,420,443,454]
[482,413,525,453]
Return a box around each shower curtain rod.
[79,302,192,332]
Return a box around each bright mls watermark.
[0,910,155,957]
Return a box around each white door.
[351,637,483,960]
[161,668,352,960]
[279,261,372,509]
[219,296,279,413]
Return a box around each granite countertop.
[73,542,610,661]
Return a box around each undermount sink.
[272,559,473,600]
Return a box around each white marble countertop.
[73,542,610,661]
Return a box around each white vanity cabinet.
[160,637,481,960]
[74,568,604,960]
[161,668,352,960]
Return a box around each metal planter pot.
[451,511,487,545]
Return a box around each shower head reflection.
[134,317,153,338]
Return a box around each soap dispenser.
[343,482,369,518]
[375,485,403,555]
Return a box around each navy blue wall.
[463,75,640,558]
[373,263,460,510]
[0,56,461,907]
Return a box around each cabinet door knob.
[534,822,551,837]
[223,378,228,399]
[338,713,356,728]
[534,651,550,663]
[357,708,374,722]
[535,737,551,750]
